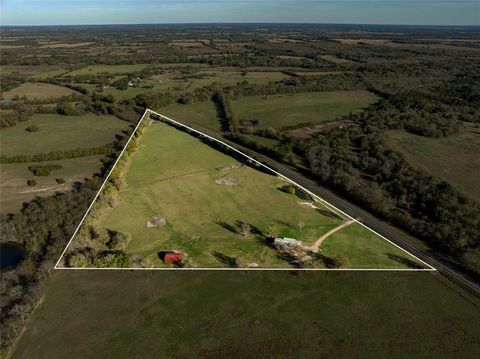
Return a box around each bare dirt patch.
[215,176,238,186]
[147,216,166,228]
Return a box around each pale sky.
[1,0,479,26]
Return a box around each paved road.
[241,143,480,296]
[154,113,480,296]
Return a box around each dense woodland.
[1,24,480,349]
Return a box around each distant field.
[67,64,148,76]
[78,82,163,100]
[0,113,130,156]
[321,55,354,64]
[0,155,105,214]
[10,271,480,358]
[0,65,66,76]
[31,69,69,80]
[160,100,222,133]
[187,71,289,89]
[2,83,78,100]
[385,123,480,202]
[66,120,423,269]
[232,91,379,129]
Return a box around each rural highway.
[241,143,480,296]
[153,113,480,296]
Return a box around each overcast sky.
[1,0,479,26]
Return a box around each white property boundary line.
[55,109,436,271]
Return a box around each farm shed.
[164,252,182,264]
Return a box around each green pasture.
[232,90,379,129]
[385,123,480,202]
[160,100,222,133]
[66,64,148,76]
[0,155,105,214]
[0,113,130,156]
[10,270,480,358]
[82,121,422,268]
[321,55,354,64]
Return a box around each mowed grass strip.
[10,271,480,359]
[94,121,422,268]
[385,123,480,202]
[2,83,79,100]
[0,155,106,214]
[0,113,130,156]
[232,90,379,129]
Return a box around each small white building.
[274,237,302,248]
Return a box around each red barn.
[164,252,182,264]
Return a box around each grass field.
[67,64,148,76]
[160,100,222,133]
[10,270,480,358]
[0,65,66,77]
[31,69,69,80]
[0,155,106,214]
[232,91,379,129]
[2,83,79,100]
[186,71,289,89]
[385,123,480,202]
[321,55,354,64]
[0,114,131,156]
[66,120,423,269]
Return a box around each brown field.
[169,41,205,47]
[335,38,479,51]
[296,71,350,76]
[39,42,93,48]
[0,45,25,49]
[2,83,79,100]
[268,37,304,43]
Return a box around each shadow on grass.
[216,221,238,234]
[212,251,238,268]
[315,208,340,219]
[387,253,423,269]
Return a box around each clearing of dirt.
[147,216,166,228]
[215,176,238,186]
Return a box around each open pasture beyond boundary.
[385,123,480,202]
[0,155,106,214]
[66,64,148,76]
[10,270,480,358]
[1,83,79,100]
[60,114,426,269]
[232,90,379,129]
[0,113,131,156]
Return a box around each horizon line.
[2,22,480,28]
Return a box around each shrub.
[26,179,37,186]
[25,125,39,132]
[28,164,62,176]
[55,178,66,184]
[68,253,91,267]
